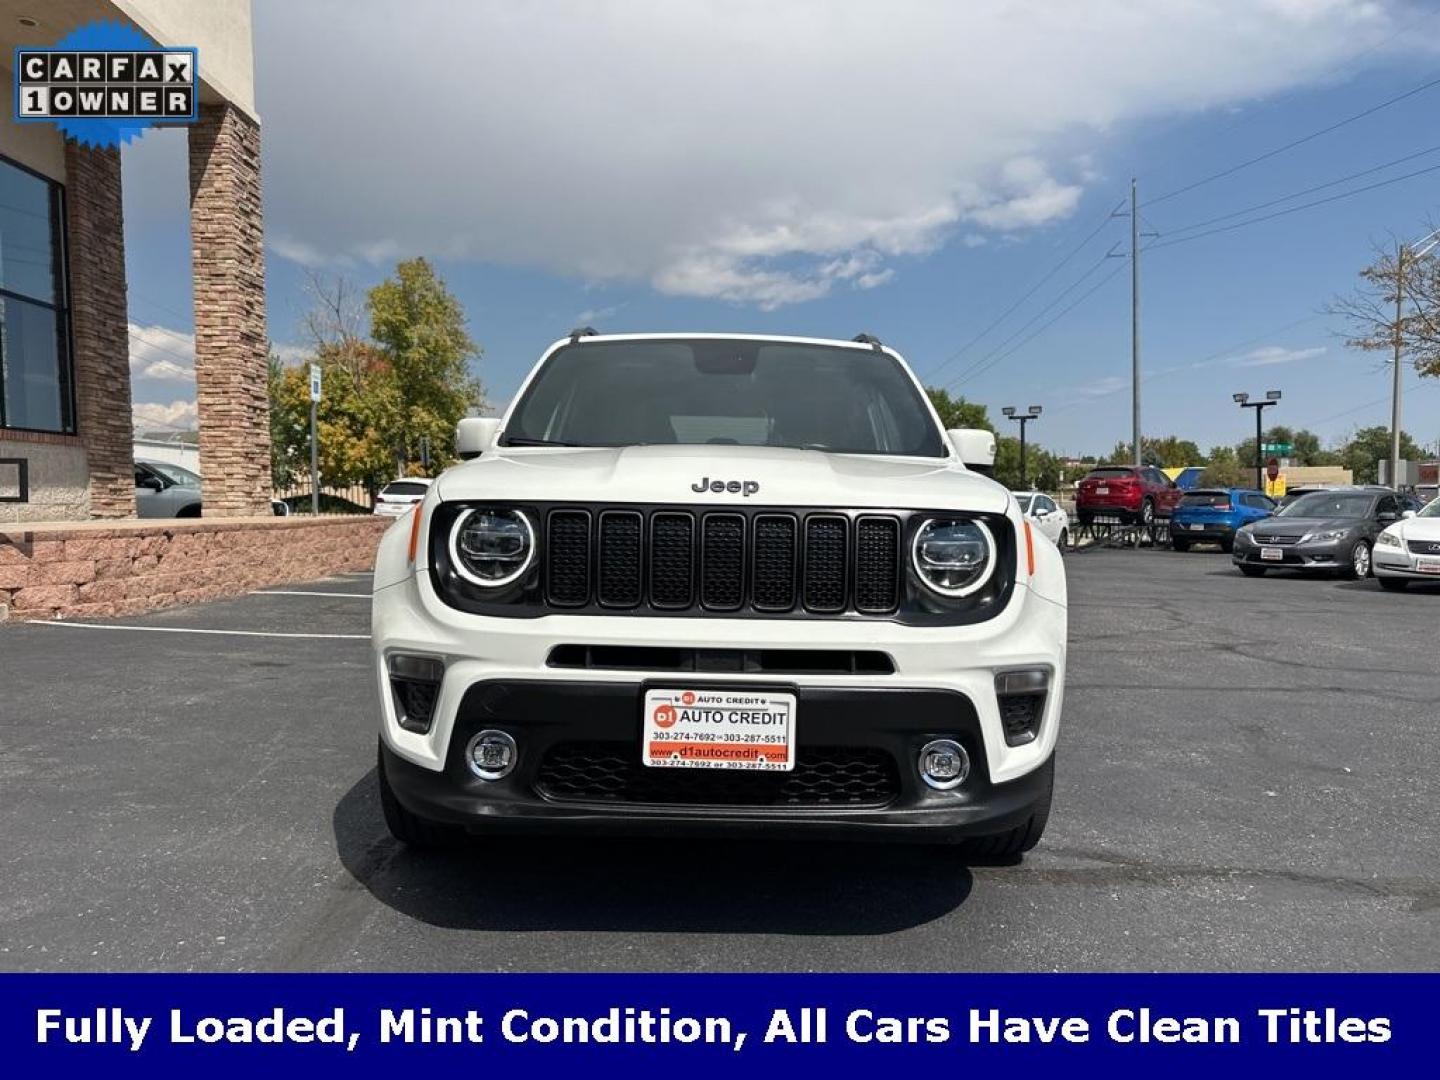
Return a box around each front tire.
[1379,576,1409,591]
[1345,541,1372,580]
[1136,498,1155,527]
[378,743,463,848]
[1239,564,1267,577]
[1057,529,1069,552]
[958,757,1053,860]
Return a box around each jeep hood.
[435,444,1008,512]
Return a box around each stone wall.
[0,436,90,524]
[0,516,388,622]
[64,142,137,518]
[189,103,272,517]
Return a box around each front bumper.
[1232,537,1345,570]
[372,567,1065,839]
[1374,547,1440,579]
[379,681,1054,841]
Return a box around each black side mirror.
[138,475,164,491]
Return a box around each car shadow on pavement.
[333,769,975,935]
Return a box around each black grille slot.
[999,694,1045,747]
[546,510,592,606]
[701,513,746,610]
[803,515,848,612]
[649,512,695,608]
[854,516,901,613]
[535,742,900,806]
[751,514,798,611]
[547,644,895,674]
[596,511,643,607]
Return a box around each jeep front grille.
[543,507,903,615]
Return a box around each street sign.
[1261,442,1291,455]
[309,363,322,403]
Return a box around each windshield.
[502,339,946,457]
[382,481,429,498]
[149,462,200,487]
[1276,491,1374,519]
[1419,498,1440,518]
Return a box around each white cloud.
[207,0,1420,307]
[128,322,194,381]
[132,399,197,430]
[574,302,625,325]
[1226,345,1328,367]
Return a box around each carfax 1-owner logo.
[13,19,197,148]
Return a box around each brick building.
[0,0,269,523]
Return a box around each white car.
[1374,498,1438,590]
[1013,491,1070,551]
[374,477,433,517]
[371,332,1067,857]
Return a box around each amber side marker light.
[1023,519,1036,576]
[407,505,423,564]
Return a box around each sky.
[121,0,1440,459]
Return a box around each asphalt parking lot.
[2,550,1437,972]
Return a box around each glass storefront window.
[0,155,72,434]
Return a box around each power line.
[946,261,1128,390]
[942,254,1113,387]
[1157,143,1440,239]
[1144,71,1440,208]
[1145,162,1440,252]
[919,196,1124,383]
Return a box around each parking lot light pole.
[1233,390,1281,493]
[1003,405,1043,488]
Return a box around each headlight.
[1376,531,1402,548]
[1303,528,1349,543]
[449,508,535,586]
[912,518,996,597]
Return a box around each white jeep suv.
[371,332,1067,856]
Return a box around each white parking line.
[254,590,370,598]
[34,622,369,640]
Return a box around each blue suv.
[1171,487,1275,552]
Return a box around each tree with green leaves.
[1339,425,1423,484]
[924,387,993,432]
[1199,444,1247,488]
[269,260,485,499]
[1102,436,1202,468]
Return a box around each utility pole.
[1002,405,1043,488]
[1388,228,1440,488]
[1390,241,1405,491]
[1131,178,1141,469]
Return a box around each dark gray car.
[1232,488,1409,579]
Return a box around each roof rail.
[852,332,883,351]
[567,326,599,343]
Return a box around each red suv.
[1076,465,1183,526]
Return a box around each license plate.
[1095,486,1110,495]
[1261,547,1284,561]
[1189,524,1205,531]
[642,688,795,771]
[1417,557,1440,575]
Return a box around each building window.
[0,155,73,434]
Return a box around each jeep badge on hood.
[691,477,760,496]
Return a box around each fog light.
[466,730,517,781]
[918,739,969,791]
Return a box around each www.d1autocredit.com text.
[36,1005,1393,1053]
